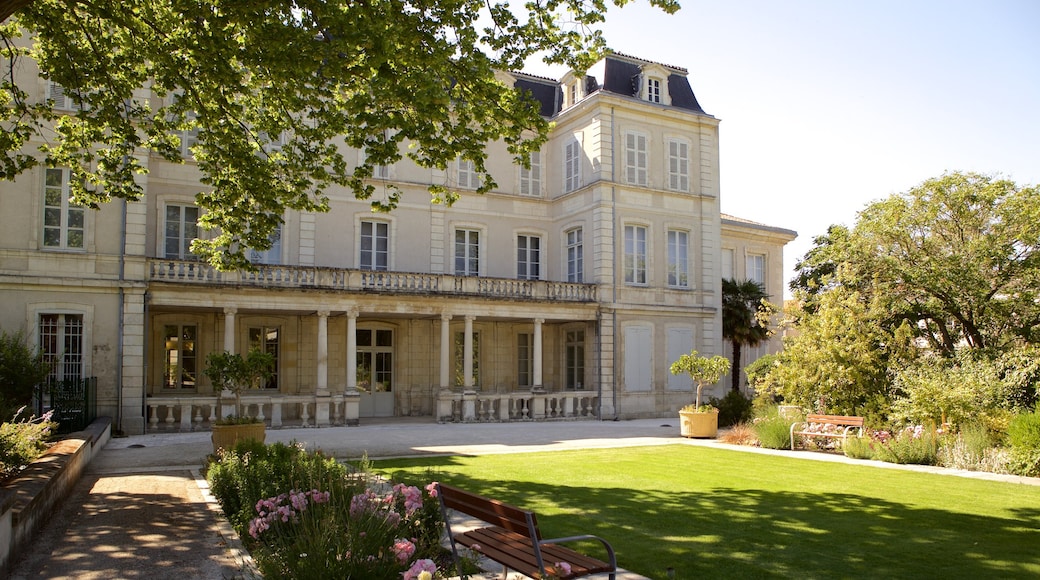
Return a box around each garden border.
[0,416,111,573]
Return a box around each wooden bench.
[436,483,617,580]
[790,414,865,450]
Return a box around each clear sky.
[527,0,1040,298]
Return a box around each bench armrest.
[789,421,807,451]
[539,534,618,571]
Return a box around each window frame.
[248,326,280,390]
[746,253,766,286]
[454,227,482,276]
[359,219,390,271]
[164,203,200,260]
[516,233,542,281]
[624,224,649,286]
[667,229,690,288]
[42,168,85,251]
[517,332,533,388]
[162,323,198,390]
[565,328,585,390]
[563,139,581,193]
[667,138,690,192]
[249,221,283,265]
[565,227,584,283]
[457,158,479,190]
[625,131,649,186]
[518,150,542,197]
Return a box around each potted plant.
[670,350,730,438]
[204,348,275,453]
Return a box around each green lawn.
[372,445,1040,580]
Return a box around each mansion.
[0,52,795,434]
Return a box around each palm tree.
[722,278,774,392]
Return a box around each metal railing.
[35,377,97,434]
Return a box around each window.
[163,324,197,389]
[517,333,533,388]
[248,326,279,389]
[39,313,84,385]
[454,228,480,276]
[747,254,766,286]
[563,139,581,193]
[454,330,479,387]
[360,221,389,271]
[568,83,577,107]
[667,139,690,192]
[625,132,648,186]
[249,223,282,265]
[43,168,84,250]
[457,158,479,189]
[374,162,391,179]
[566,227,583,283]
[647,78,661,103]
[624,225,648,285]
[179,112,199,159]
[668,230,689,288]
[565,330,585,389]
[165,204,199,259]
[721,248,734,280]
[519,151,541,197]
[517,234,541,280]
[356,329,393,393]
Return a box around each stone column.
[219,306,238,417]
[343,307,360,426]
[439,313,452,390]
[314,309,331,426]
[533,318,544,392]
[463,315,475,391]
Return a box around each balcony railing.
[148,259,597,302]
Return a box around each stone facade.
[0,52,795,434]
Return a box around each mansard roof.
[512,53,710,118]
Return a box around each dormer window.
[648,78,661,103]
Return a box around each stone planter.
[679,410,718,438]
[211,422,266,454]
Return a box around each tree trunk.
[731,343,742,392]
[0,0,34,23]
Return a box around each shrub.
[843,436,875,460]
[207,441,449,579]
[711,390,753,428]
[938,422,1011,474]
[753,406,794,450]
[0,330,52,421]
[871,425,939,465]
[891,351,1003,427]
[1006,411,1040,477]
[718,422,757,446]
[0,408,56,480]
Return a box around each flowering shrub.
[851,425,939,465]
[208,441,448,579]
[0,407,56,480]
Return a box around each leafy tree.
[669,350,729,410]
[890,350,1004,427]
[760,287,915,417]
[721,278,775,392]
[789,224,855,315]
[0,0,678,269]
[854,172,1040,353]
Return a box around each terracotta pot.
[211,422,266,454]
[679,410,718,438]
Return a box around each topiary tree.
[204,348,275,421]
[670,350,730,411]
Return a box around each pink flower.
[392,538,416,564]
[425,482,439,498]
[555,561,572,576]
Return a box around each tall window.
[43,168,85,250]
[359,221,389,271]
[454,228,480,276]
[39,313,83,384]
[163,324,197,389]
[647,78,661,103]
[747,254,766,285]
[517,333,533,388]
[566,227,583,283]
[667,139,690,192]
[517,235,541,280]
[566,330,585,389]
[47,80,75,111]
[519,151,541,197]
[454,330,479,387]
[624,225,648,285]
[248,326,279,389]
[668,229,689,288]
[625,132,648,186]
[356,329,393,392]
[457,158,479,189]
[165,204,199,259]
[721,248,735,280]
[563,139,581,193]
[249,223,282,265]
